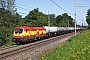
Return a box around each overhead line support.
[75,11,76,35]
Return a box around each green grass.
[38,30,90,60]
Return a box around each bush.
[87,24,90,29]
[0,27,14,46]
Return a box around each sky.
[15,0,90,26]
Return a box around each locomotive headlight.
[22,35,24,37]
[55,33,56,34]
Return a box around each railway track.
[0,45,17,50]
[0,32,80,60]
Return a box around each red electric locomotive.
[12,26,46,44]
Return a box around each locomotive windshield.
[15,28,23,34]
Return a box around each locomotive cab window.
[15,28,23,34]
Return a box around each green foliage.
[0,0,15,12]
[0,8,21,46]
[24,8,48,26]
[55,13,74,27]
[0,27,14,46]
[49,14,57,26]
[24,8,75,27]
[86,9,90,28]
[87,24,90,29]
[55,15,63,26]
[38,30,90,60]
[0,8,22,27]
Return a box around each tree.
[13,12,22,26]
[46,13,57,26]
[25,8,48,26]
[0,0,5,8]
[55,13,74,27]
[62,13,69,27]
[0,8,12,27]
[68,16,74,27]
[0,27,12,46]
[56,15,63,26]
[86,9,90,25]
[0,8,22,46]
[0,0,15,12]
[0,8,21,27]
[50,14,57,26]
[86,8,90,29]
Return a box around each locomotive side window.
[15,28,23,34]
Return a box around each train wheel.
[40,37,44,40]
[37,37,40,40]
[16,42,20,45]
[45,34,49,38]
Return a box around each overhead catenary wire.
[16,6,30,11]
[15,5,30,16]
[16,1,75,19]
[18,12,27,15]
[16,1,75,16]
[16,3,34,9]
[59,0,75,11]
[50,0,73,15]
[59,0,83,25]
[59,0,84,25]
[59,0,79,21]
[16,3,53,14]
[15,3,53,18]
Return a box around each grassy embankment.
[38,30,90,60]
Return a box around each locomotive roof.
[14,26,45,30]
